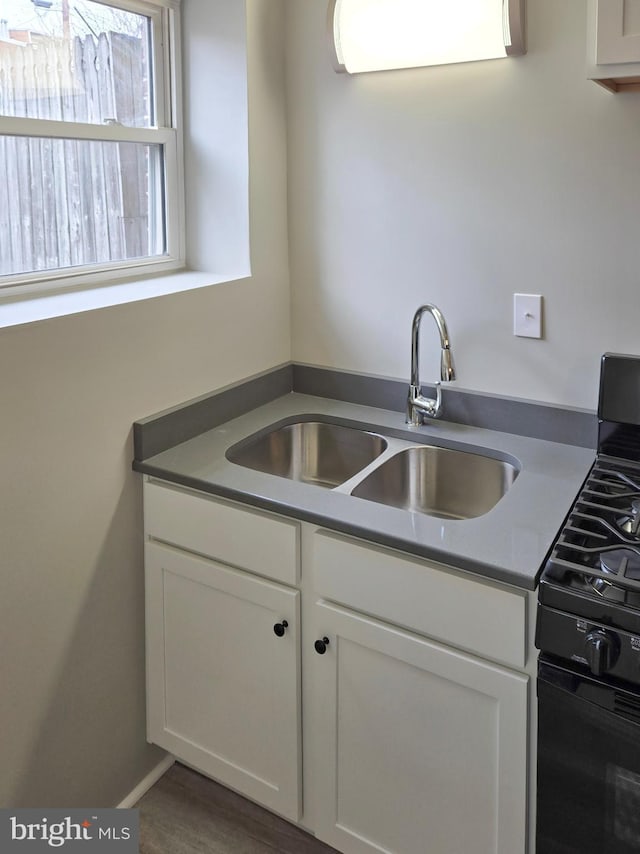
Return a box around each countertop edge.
[135,457,545,592]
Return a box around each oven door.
[537,656,640,854]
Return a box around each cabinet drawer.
[312,530,526,669]
[144,480,299,585]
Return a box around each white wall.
[0,0,290,807]
[286,0,640,410]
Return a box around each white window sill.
[0,269,251,329]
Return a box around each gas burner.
[589,548,640,596]
[601,548,640,578]
[617,498,640,537]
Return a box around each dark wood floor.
[137,763,338,854]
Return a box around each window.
[0,0,183,291]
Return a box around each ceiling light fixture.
[329,0,526,74]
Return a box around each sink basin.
[227,421,387,488]
[351,445,519,520]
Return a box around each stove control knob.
[584,629,618,676]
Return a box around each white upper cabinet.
[588,0,640,91]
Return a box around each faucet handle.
[407,381,442,424]
[432,381,442,416]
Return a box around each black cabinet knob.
[273,620,288,637]
[314,636,330,655]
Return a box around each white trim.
[0,117,174,144]
[166,7,186,263]
[150,5,168,128]
[94,0,179,16]
[0,270,252,328]
[0,251,183,294]
[117,755,176,808]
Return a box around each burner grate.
[545,455,640,596]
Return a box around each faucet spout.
[406,304,456,425]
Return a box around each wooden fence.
[0,32,152,278]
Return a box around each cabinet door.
[145,542,301,821]
[311,601,528,854]
[595,0,640,64]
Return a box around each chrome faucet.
[406,304,456,425]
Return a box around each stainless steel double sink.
[226,418,519,521]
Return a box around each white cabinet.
[143,478,300,585]
[311,529,527,670]
[143,478,530,852]
[588,0,640,92]
[310,600,528,854]
[144,492,302,822]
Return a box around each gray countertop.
[133,392,595,591]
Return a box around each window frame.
[0,0,185,296]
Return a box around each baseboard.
[117,754,175,808]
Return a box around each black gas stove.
[537,354,640,682]
[536,353,640,854]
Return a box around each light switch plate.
[513,293,543,339]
